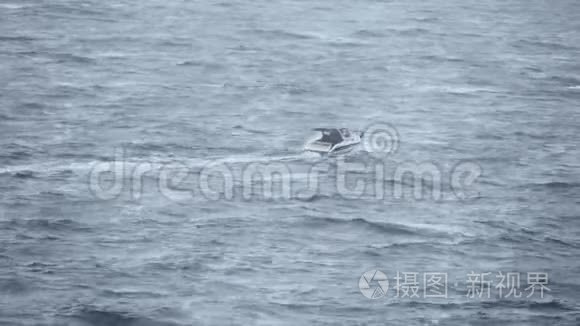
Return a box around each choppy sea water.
[1,0,580,325]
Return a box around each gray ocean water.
[1,0,580,325]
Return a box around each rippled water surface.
[1,0,580,325]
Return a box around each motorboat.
[304,128,362,154]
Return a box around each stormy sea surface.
[1,0,580,325]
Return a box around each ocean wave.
[0,159,101,177]
[416,54,467,64]
[390,27,431,36]
[304,216,424,236]
[0,112,17,121]
[351,29,385,38]
[0,3,35,10]
[0,35,37,42]
[544,236,580,249]
[0,277,30,294]
[388,298,574,311]
[1,218,92,232]
[366,241,461,251]
[49,52,96,65]
[232,124,271,135]
[0,148,36,164]
[100,289,166,299]
[462,230,578,251]
[295,194,334,203]
[523,181,580,190]
[243,28,316,41]
[513,130,560,140]
[11,170,38,179]
[324,38,369,48]
[61,307,181,326]
[39,2,114,18]
[176,60,224,71]
[473,219,519,231]
[549,75,580,88]
[515,39,578,52]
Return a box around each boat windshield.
[340,128,350,138]
[319,129,343,144]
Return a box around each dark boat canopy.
[313,128,343,144]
